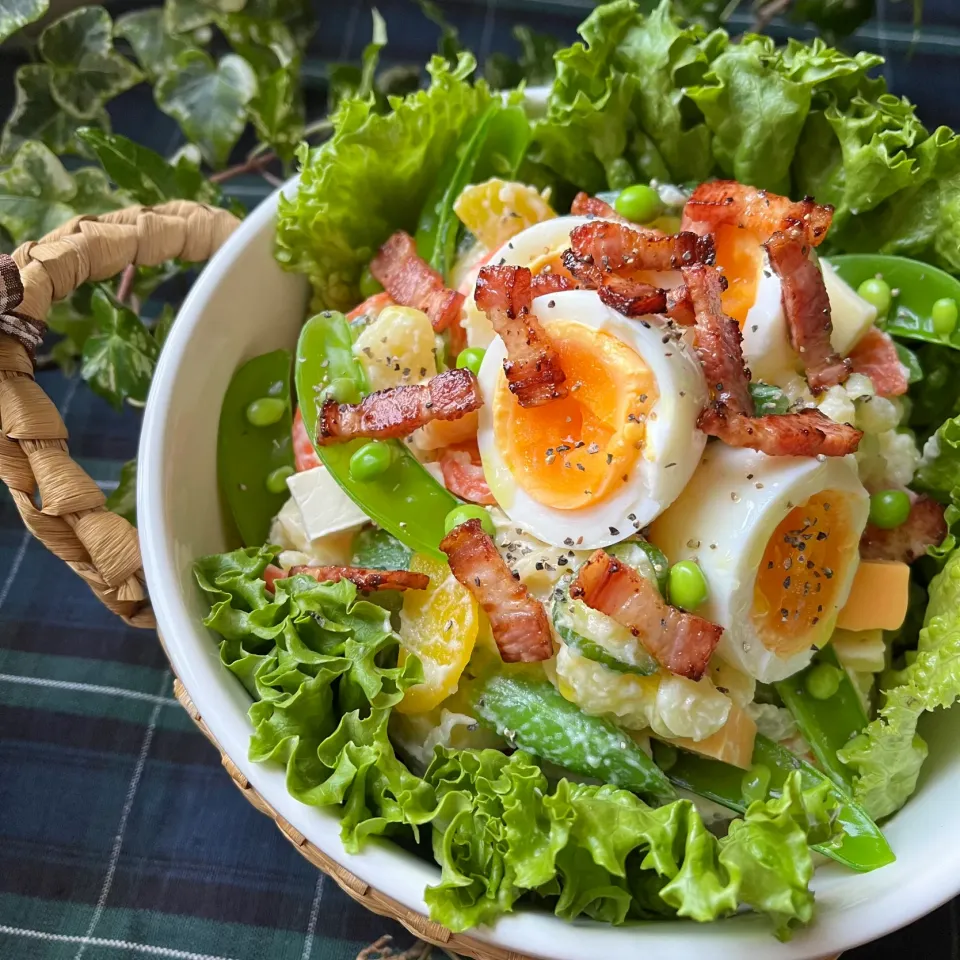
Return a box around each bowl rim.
[138,180,960,960]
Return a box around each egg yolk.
[715,224,764,327]
[752,491,858,657]
[493,318,657,510]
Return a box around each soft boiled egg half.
[476,289,708,550]
[462,216,626,348]
[710,225,878,385]
[651,445,869,683]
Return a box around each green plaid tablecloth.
[1,1,958,957]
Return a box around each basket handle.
[0,201,241,628]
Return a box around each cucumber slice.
[552,575,659,676]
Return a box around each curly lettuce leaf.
[275,53,494,311]
[195,547,435,851]
[532,0,718,192]
[838,547,960,819]
[532,1,960,273]
[424,748,841,939]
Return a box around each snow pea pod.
[217,349,293,546]
[775,645,867,790]
[295,311,458,561]
[663,734,893,872]
[470,671,675,804]
[827,254,960,351]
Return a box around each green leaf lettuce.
[196,548,844,936]
[275,53,495,311]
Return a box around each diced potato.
[353,305,437,391]
[454,178,555,251]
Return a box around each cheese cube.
[286,466,367,542]
[822,259,878,357]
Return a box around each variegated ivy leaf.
[39,7,142,120]
[0,141,124,244]
[246,68,302,163]
[105,457,137,524]
[164,0,244,35]
[78,128,221,206]
[0,0,49,44]
[155,51,257,168]
[115,9,199,81]
[0,64,109,161]
[81,287,160,410]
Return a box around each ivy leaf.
[39,8,142,120]
[73,166,125,215]
[164,0,244,34]
[81,287,160,410]
[77,128,220,205]
[155,50,257,167]
[0,141,83,244]
[218,13,298,73]
[106,457,137,524]
[247,69,302,161]
[1,64,108,161]
[115,9,198,81]
[151,303,177,347]
[46,284,96,376]
[0,0,49,44]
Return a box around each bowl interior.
[139,186,960,960]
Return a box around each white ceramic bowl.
[139,184,960,959]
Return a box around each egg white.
[477,289,708,550]
[650,445,869,683]
[461,216,613,348]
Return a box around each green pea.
[456,347,486,377]
[857,277,892,318]
[349,441,393,482]
[868,489,911,529]
[805,662,842,700]
[245,396,286,427]
[322,377,362,405]
[444,504,496,537]
[614,183,663,224]
[359,265,383,300]
[741,763,771,805]
[667,560,708,611]
[265,465,294,494]
[653,741,678,772]
[932,297,958,337]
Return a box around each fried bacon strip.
[682,181,834,247]
[441,519,553,663]
[571,191,631,223]
[571,550,722,681]
[684,263,862,457]
[765,230,850,393]
[847,327,909,398]
[560,246,668,317]
[684,264,754,416]
[559,220,712,321]
[474,264,567,407]
[860,495,948,564]
[290,566,430,591]
[569,220,715,273]
[530,271,578,296]
[316,368,482,445]
[370,230,464,332]
[698,407,863,457]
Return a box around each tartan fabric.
[1,1,959,958]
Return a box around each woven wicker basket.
[1,204,842,960]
